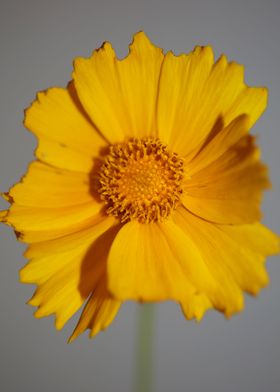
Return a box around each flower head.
[1,32,279,341]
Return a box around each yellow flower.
[1,32,279,341]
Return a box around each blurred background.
[0,0,279,391]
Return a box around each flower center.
[98,138,184,223]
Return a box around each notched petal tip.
[33,307,45,319]
[73,31,158,74]
[74,31,160,70]
[130,30,153,46]
[0,191,13,224]
[73,40,115,70]
[1,191,13,203]
[248,273,270,297]
[0,210,24,241]
[165,45,214,64]
[23,89,47,129]
[128,30,164,57]
[193,45,214,59]
[224,295,244,319]
[98,40,115,53]
[0,209,8,222]
[55,315,67,331]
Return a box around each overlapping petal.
[22,218,119,332]
[25,83,107,172]
[107,218,242,318]
[182,120,270,224]
[69,279,121,342]
[1,158,106,242]
[5,161,94,208]
[157,48,267,157]
[173,207,279,302]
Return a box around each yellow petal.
[22,217,117,279]
[221,223,280,256]
[6,161,94,208]
[107,219,234,319]
[69,279,121,342]
[182,135,270,224]
[0,210,7,221]
[157,46,214,152]
[23,219,119,331]
[5,202,105,243]
[24,82,106,173]
[73,32,164,142]
[224,86,268,127]
[180,294,213,321]
[107,220,196,301]
[187,114,249,175]
[173,207,244,316]
[2,156,109,242]
[174,207,278,302]
[116,32,164,138]
[159,217,241,314]
[158,49,267,157]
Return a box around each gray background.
[0,0,279,391]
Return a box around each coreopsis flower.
[1,32,279,341]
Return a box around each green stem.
[135,304,155,392]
